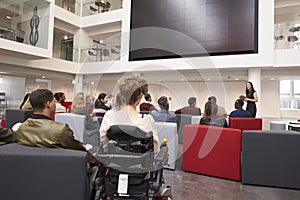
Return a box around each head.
[97,93,108,104]
[234,99,244,109]
[29,89,56,116]
[144,93,152,102]
[246,81,255,92]
[188,97,197,107]
[86,94,95,103]
[204,102,218,118]
[208,96,217,104]
[157,96,169,111]
[117,74,148,106]
[54,92,66,103]
[114,93,122,110]
[71,92,85,113]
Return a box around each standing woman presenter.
[245,81,258,118]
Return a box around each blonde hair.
[71,92,85,113]
[117,74,148,105]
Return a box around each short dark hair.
[234,99,244,109]
[208,96,217,103]
[30,89,54,111]
[188,97,196,106]
[144,94,151,101]
[157,96,169,110]
[54,92,64,101]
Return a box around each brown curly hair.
[117,74,148,105]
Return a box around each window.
[280,80,300,109]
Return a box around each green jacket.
[0,127,16,143]
[16,118,85,151]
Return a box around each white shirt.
[100,107,159,152]
[55,103,67,113]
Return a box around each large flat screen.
[129,0,258,61]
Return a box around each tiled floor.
[163,145,300,200]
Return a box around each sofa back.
[5,109,33,128]
[182,124,242,181]
[229,117,262,132]
[176,114,192,144]
[0,143,89,200]
[242,130,300,189]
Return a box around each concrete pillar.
[73,74,83,97]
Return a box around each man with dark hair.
[175,97,201,115]
[207,96,227,117]
[150,96,176,122]
[229,99,251,118]
[139,93,157,112]
[54,92,66,112]
[16,89,85,151]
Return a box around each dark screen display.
[129,0,258,61]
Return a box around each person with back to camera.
[54,92,67,113]
[0,127,16,143]
[150,96,177,123]
[244,81,258,118]
[71,92,99,130]
[100,74,159,152]
[175,97,201,115]
[229,99,251,118]
[139,93,157,112]
[20,93,32,110]
[95,93,110,117]
[16,89,86,151]
[200,102,228,128]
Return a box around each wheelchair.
[92,125,172,200]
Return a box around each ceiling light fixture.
[6,16,11,19]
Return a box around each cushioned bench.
[0,143,89,200]
[182,125,242,181]
[242,130,300,189]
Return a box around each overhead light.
[207,78,211,81]
[72,80,75,84]
[6,16,11,19]
[99,40,104,44]
[235,78,239,81]
[270,77,275,80]
[180,78,184,81]
[91,81,95,85]
[63,35,68,40]
[42,76,46,79]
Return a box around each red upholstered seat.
[1,118,6,127]
[229,118,262,132]
[182,125,242,181]
[61,102,72,112]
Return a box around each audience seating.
[1,118,6,127]
[155,122,178,170]
[176,114,192,144]
[5,109,33,128]
[0,143,89,200]
[61,101,72,112]
[55,113,99,146]
[182,125,242,181]
[191,115,202,124]
[229,117,262,132]
[242,130,300,189]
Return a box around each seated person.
[71,92,99,130]
[229,99,251,118]
[139,93,157,112]
[16,89,86,151]
[95,93,110,117]
[175,97,201,115]
[150,96,177,123]
[200,102,228,128]
[203,96,227,117]
[100,74,159,152]
[54,92,67,113]
[0,127,16,143]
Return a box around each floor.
[163,145,300,200]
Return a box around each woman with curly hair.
[100,73,159,152]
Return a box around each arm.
[0,127,16,143]
[59,126,86,151]
[245,91,258,102]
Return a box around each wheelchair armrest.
[153,145,168,169]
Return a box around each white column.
[248,68,261,117]
[73,74,83,97]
